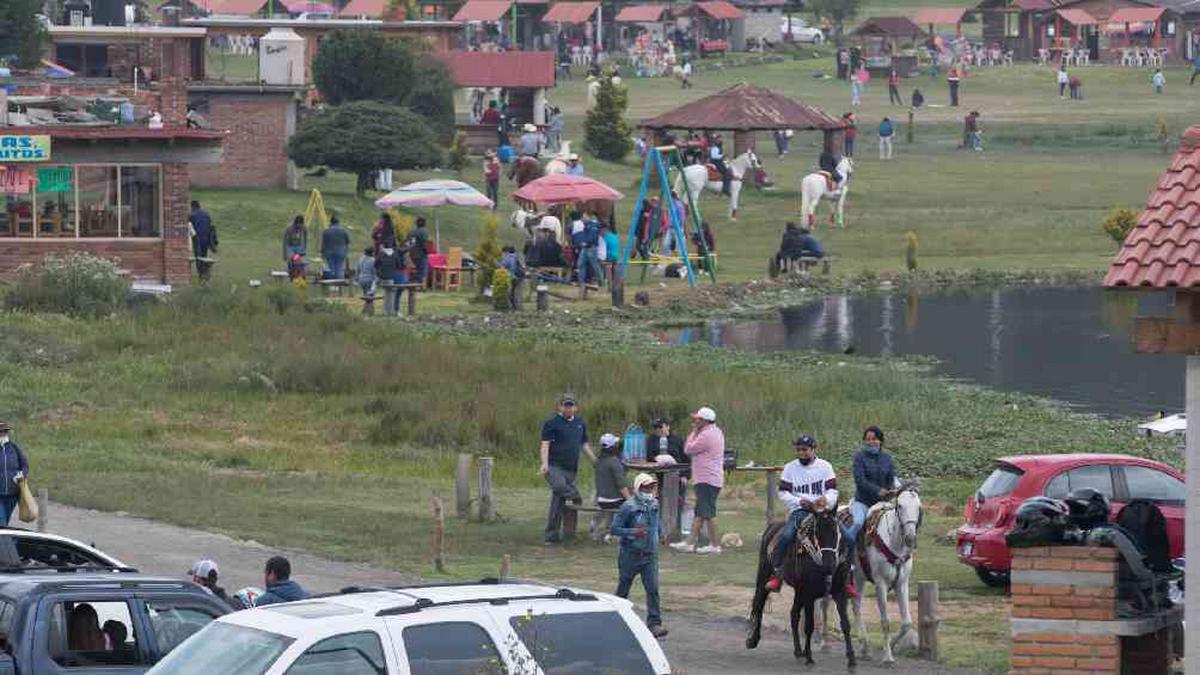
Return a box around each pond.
[663,287,1182,418]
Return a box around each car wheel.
[974,566,1010,587]
[812,33,824,44]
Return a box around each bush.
[5,253,129,316]
[905,231,918,271]
[491,267,512,311]
[475,214,503,294]
[584,77,633,162]
[447,131,470,177]
[1102,207,1138,245]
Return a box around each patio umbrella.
[374,179,494,249]
[511,174,625,206]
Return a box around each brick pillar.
[1121,628,1171,675]
[158,77,186,127]
[161,162,193,285]
[1009,546,1121,674]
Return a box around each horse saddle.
[705,164,724,182]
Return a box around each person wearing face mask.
[764,435,838,593]
[845,425,897,551]
[611,473,668,638]
[0,422,29,525]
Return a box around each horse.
[509,156,544,187]
[822,482,922,665]
[747,511,856,670]
[543,141,574,176]
[799,156,854,229]
[673,150,763,221]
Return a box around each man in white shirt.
[765,435,838,592]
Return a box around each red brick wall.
[189,96,291,189]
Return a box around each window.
[979,466,1023,498]
[1,165,163,239]
[14,536,109,568]
[48,600,143,667]
[1045,22,1056,36]
[508,611,655,675]
[144,601,221,656]
[1044,472,1068,498]
[1045,465,1114,499]
[36,166,75,238]
[1123,466,1185,504]
[1004,13,1021,38]
[0,599,15,636]
[77,166,119,237]
[403,622,501,675]
[286,631,387,675]
[143,622,293,675]
[121,166,161,237]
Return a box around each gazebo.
[1102,123,1199,673]
[639,82,845,157]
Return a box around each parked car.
[0,571,229,675]
[780,17,825,43]
[0,527,128,570]
[147,579,672,675]
[956,453,1184,586]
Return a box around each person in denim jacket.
[611,473,668,638]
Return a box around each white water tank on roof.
[259,27,305,86]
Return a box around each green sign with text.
[0,136,51,162]
[37,167,72,193]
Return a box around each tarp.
[914,7,967,24]
[541,1,598,23]
[696,1,744,20]
[615,4,667,21]
[1107,6,1165,23]
[1056,8,1098,25]
[452,0,512,21]
[512,175,624,206]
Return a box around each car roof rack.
[375,587,597,617]
[333,577,507,597]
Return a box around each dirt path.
[47,503,973,675]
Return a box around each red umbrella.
[511,174,624,207]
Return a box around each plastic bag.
[17,478,37,523]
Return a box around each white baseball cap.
[633,473,658,491]
[599,433,620,449]
[189,559,219,581]
[523,123,537,132]
[691,406,717,422]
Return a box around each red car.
[956,454,1184,586]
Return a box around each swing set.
[617,145,717,287]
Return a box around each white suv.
[146,580,672,674]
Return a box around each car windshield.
[978,465,1023,499]
[145,622,293,675]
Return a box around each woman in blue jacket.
[845,425,896,548]
[0,422,30,525]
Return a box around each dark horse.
[746,511,856,669]
[508,156,543,187]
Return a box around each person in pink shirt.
[670,406,725,554]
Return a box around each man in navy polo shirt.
[540,393,596,544]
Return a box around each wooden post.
[432,496,446,573]
[500,553,511,579]
[406,286,417,316]
[36,488,47,533]
[478,456,495,522]
[765,469,778,527]
[611,268,624,307]
[382,284,397,317]
[918,581,940,660]
[536,285,549,311]
[455,453,472,518]
[661,468,680,542]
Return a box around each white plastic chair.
[1037,48,1050,66]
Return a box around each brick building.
[188,84,302,189]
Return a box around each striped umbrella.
[374,179,494,249]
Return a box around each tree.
[474,214,503,295]
[288,102,442,197]
[406,54,457,143]
[0,0,48,70]
[312,30,415,106]
[585,77,633,162]
[809,0,860,47]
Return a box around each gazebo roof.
[852,16,926,37]
[1104,125,1200,289]
[639,82,844,132]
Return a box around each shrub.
[905,231,918,271]
[1102,207,1138,245]
[491,267,512,311]
[5,253,128,316]
[475,214,503,294]
[584,76,633,162]
[447,131,470,177]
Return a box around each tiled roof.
[914,7,968,24]
[452,0,512,20]
[615,4,667,22]
[696,1,745,19]
[640,82,844,131]
[541,1,598,23]
[1107,6,1165,22]
[1104,125,1200,288]
[338,0,386,16]
[443,50,556,88]
[852,16,927,36]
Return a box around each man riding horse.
[818,146,844,193]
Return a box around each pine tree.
[475,214,503,295]
[585,77,633,162]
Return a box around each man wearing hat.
[764,435,839,592]
[611,473,668,638]
[517,123,542,158]
[539,394,596,544]
[188,559,233,609]
[565,154,585,177]
[0,422,29,525]
[671,406,725,554]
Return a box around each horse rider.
[818,145,843,193]
[708,133,731,196]
[517,123,542,158]
[844,425,898,555]
[764,435,838,593]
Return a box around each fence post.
[500,554,511,580]
[432,496,446,573]
[536,285,549,311]
[406,286,417,316]
[36,488,48,533]
[661,468,680,542]
[478,457,495,522]
[765,469,778,527]
[918,580,940,660]
[455,454,472,519]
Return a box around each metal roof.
[615,4,668,21]
[639,82,844,132]
[1104,126,1200,289]
[542,1,599,23]
[452,0,513,20]
[7,126,227,142]
[1056,8,1098,24]
[444,50,556,88]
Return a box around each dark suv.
[0,572,229,675]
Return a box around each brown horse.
[509,156,544,187]
[746,511,856,670]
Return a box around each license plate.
[962,542,974,556]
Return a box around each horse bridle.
[800,517,842,564]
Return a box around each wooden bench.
[270,270,290,283]
[376,282,423,316]
[317,278,351,296]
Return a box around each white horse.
[543,141,575,175]
[673,149,761,221]
[799,156,853,228]
[821,484,922,664]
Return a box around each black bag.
[723,447,737,471]
[1116,500,1172,573]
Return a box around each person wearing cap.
[764,435,839,593]
[0,422,29,525]
[566,154,585,177]
[188,559,233,609]
[517,123,542,157]
[592,433,630,542]
[483,150,501,208]
[670,406,725,554]
[611,473,668,638]
[539,394,596,544]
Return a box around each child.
[483,151,501,209]
[1152,69,1165,95]
[592,433,630,542]
[356,247,376,311]
[611,473,668,638]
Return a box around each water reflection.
[665,287,1180,418]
